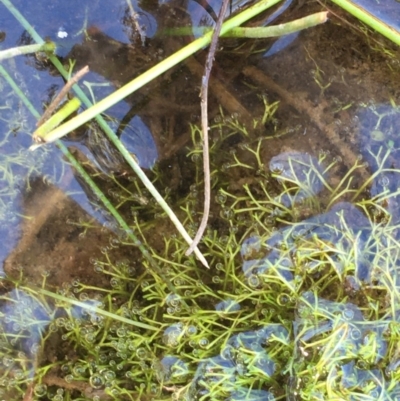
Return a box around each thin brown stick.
[186,0,230,257]
[126,0,146,44]
[36,65,89,127]
[23,382,34,401]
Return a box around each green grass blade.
[329,0,400,46]
[28,287,160,331]
[226,12,328,37]
[167,11,328,37]
[0,41,55,61]
[33,97,81,142]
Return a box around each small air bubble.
[110,278,121,288]
[94,265,103,273]
[378,175,390,188]
[198,338,209,349]
[277,294,289,305]
[34,384,47,397]
[216,192,227,205]
[247,274,260,288]
[186,325,197,336]
[342,308,354,320]
[216,263,224,271]
[136,348,148,359]
[350,328,361,340]
[79,292,89,301]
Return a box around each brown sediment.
[3,175,111,289]
[242,65,369,180]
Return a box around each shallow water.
[350,0,400,31]
[1,0,400,400]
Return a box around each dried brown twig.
[186,0,231,258]
[36,65,89,127]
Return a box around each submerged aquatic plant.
[1,98,400,400]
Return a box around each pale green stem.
[32,97,81,142]
[167,12,328,38]
[226,11,328,37]
[27,287,160,331]
[0,41,55,61]
[328,0,400,46]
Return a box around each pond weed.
[2,98,400,400]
